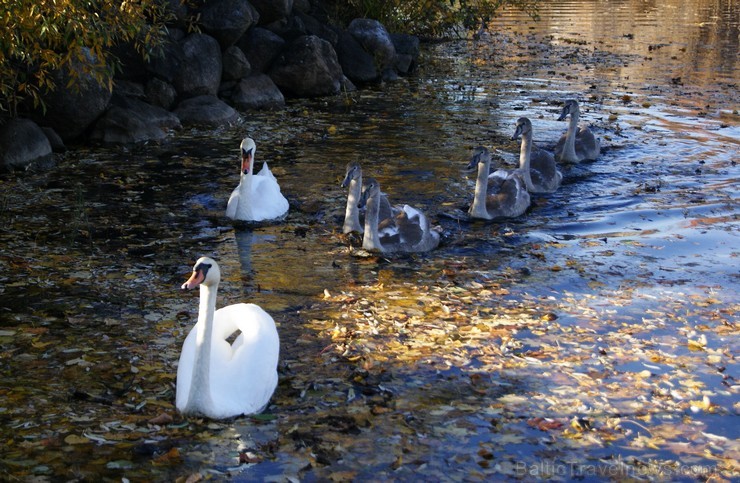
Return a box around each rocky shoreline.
[0,0,419,171]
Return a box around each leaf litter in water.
[0,21,738,483]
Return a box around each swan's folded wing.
[396,205,426,246]
[256,161,277,181]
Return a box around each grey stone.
[34,48,112,141]
[89,96,181,144]
[231,74,285,110]
[269,35,343,97]
[222,45,251,81]
[347,18,397,71]
[335,30,378,84]
[173,95,240,126]
[0,118,53,171]
[200,0,260,49]
[237,27,285,74]
[145,78,177,110]
[173,33,222,98]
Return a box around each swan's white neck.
[184,283,217,414]
[560,110,579,162]
[235,160,255,218]
[343,175,363,233]
[469,160,493,219]
[362,191,384,251]
[518,131,536,192]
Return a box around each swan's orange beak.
[241,151,252,174]
[181,270,205,290]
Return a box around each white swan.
[554,99,601,163]
[467,146,530,220]
[177,257,279,419]
[359,177,440,253]
[512,117,562,193]
[341,161,394,234]
[226,137,289,222]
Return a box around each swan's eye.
[194,262,212,276]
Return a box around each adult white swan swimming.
[226,137,289,222]
[554,99,601,163]
[177,257,279,419]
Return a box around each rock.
[114,80,146,100]
[391,33,420,74]
[250,0,293,25]
[347,18,397,72]
[147,33,185,83]
[297,12,338,44]
[34,47,112,141]
[110,41,149,82]
[231,74,285,110]
[335,30,378,84]
[173,95,240,126]
[0,118,53,171]
[269,35,343,97]
[264,14,306,42]
[41,127,66,153]
[162,0,190,29]
[89,96,181,144]
[237,27,285,74]
[200,0,260,49]
[293,0,311,14]
[145,78,177,110]
[222,45,251,81]
[173,33,222,98]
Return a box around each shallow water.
[1,0,738,480]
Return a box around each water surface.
[0,0,737,480]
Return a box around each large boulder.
[147,32,186,83]
[35,48,112,141]
[297,12,338,44]
[335,30,378,84]
[222,45,251,81]
[269,35,343,97]
[250,0,293,25]
[174,95,240,126]
[231,74,285,110]
[173,33,222,98]
[89,96,181,144]
[237,27,285,74]
[347,19,397,72]
[391,33,420,74]
[0,118,53,171]
[145,78,177,110]
[200,0,260,49]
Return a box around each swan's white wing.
[252,177,289,221]
[211,303,279,416]
[489,168,510,181]
[257,161,277,181]
[225,184,241,219]
[176,325,198,412]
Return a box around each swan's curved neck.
[343,175,363,233]
[518,131,535,191]
[235,159,255,217]
[185,283,217,414]
[469,160,492,219]
[561,110,579,162]
[362,191,384,251]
